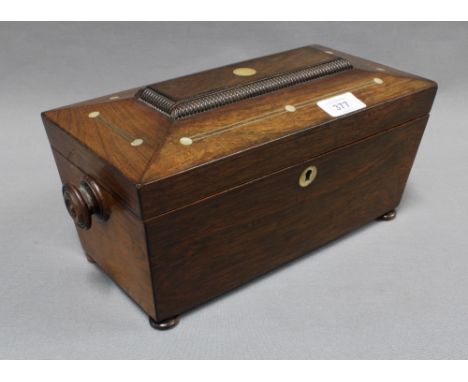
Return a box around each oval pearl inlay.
[88,111,100,118]
[131,138,144,146]
[233,67,257,77]
[179,137,193,146]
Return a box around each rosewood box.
[42,45,437,329]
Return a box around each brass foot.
[85,253,96,263]
[378,209,397,221]
[149,315,180,330]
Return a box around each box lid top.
[43,45,437,218]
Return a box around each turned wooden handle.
[62,176,108,230]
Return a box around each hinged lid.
[42,45,437,220]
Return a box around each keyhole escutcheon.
[299,165,317,188]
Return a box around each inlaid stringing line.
[96,115,135,142]
[189,109,287,141]
[89,112,146,147]
[184,79,380,144]
[293,80,376,110]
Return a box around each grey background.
[0,22,467,359]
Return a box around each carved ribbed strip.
[138,58,353,120]
[138,88,175,115]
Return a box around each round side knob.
[62,176,108,230]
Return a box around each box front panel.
[147,116,428,320]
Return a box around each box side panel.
[43,116,142,218]
[146,116,428,320]
[52,150,156,319]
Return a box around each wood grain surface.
[146,116,428,320]
[149,46,334,100]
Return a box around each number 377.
[332,101,349,111]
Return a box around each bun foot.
[378,209,397,221]
[149,315,180,330]
[85,253,96,263]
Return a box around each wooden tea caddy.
[42,45,437,329]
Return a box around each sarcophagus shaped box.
[42,45,437,329]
